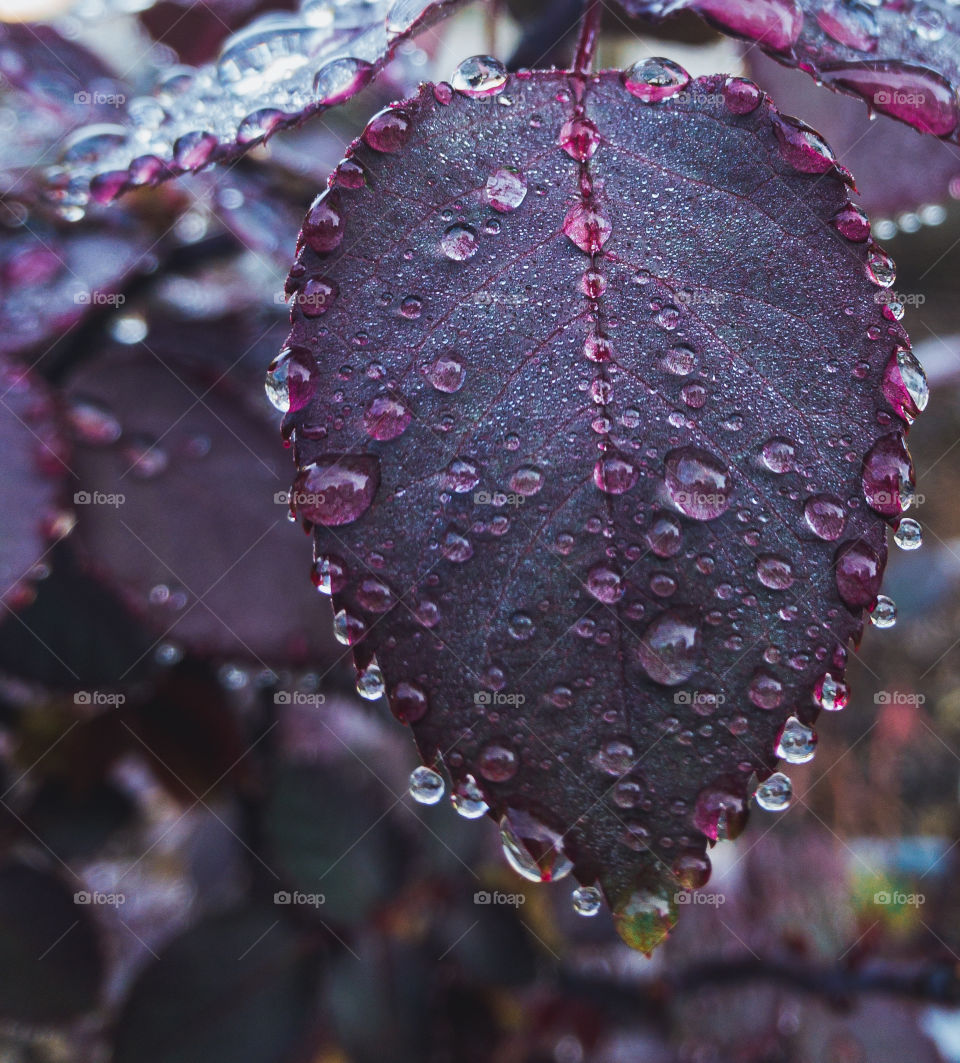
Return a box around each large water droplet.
[363,395,412,440]
[646,513,683,557]
[452,775,488,818]
[425,354,466,392]
[770,114,838,174]
[293,454,380,526]
[755,771,793,811]
[882,346,928,424]
[826,62,959,137]
[803,494,846,540]
[363,107,412,153]
[722,76,762,114]
[559,116,601,160]
[694,784,747,842]
[563,203,612,253]
[440,224,479,261]
[637,608,700,686]
[689,0,802,52]
[664,446,732,520]
[302,190,343,253]
[592,739,636,776]
[500,809,573,882]
[622,57,690,102]
[816,0,878,51]
[265,347,318,413]
[593,453,638,495]
[835,539,883,609]
[862,432,915,516]
[760,436,795,473]
[777,716,817,763]
[894,517,922,550]
[485,167,527,212]
[409,765,444,804]
[586,563,624,604]
[442,458,480,493]
[451,55,508,97]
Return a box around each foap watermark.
[74,89,126,108]
[74,690,125,707]
[874,289,925,308]
[474,690,526,707]
[74,290,125,307]
[874,889,924,907]
[674,690,726,707]
[74,490,125,507]
[474,889,525,908]
[274,690,326,707]
[274,890,325,907]
[74,889,125,907]
[875,90,926,108]
[675,891,725,906]
[280,288,337,314]
[868,489,924,509]
[874,690,926,706]
[676,289,725,308]
[473,490,525,507]
[274,489,325,507]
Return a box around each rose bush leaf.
[616,0,960,141]
[278,64,921,950]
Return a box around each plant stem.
[572,0,602,76]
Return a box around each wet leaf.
[618,0,960,140]
[51,0,465,207]
[279,65,919,950]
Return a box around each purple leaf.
[49,0,464,208]
[278,62,922,952]
[748,51,960,224]
[616,0,960,141]
[0,355,70,611]
[66,321,342,667]
[277,64,923,951]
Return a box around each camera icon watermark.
[874,90,926,107]
[674,690,726,707]
[274,691,326,706]
[74,889,125,907]
[74,490,126,507]
[474,889,525,907]
[74,690,125,707]
[473,490,525,507]
[275,490,326,507]
[273,890,325,907]
[474,691,526,707]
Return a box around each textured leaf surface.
[280,67,917,948]
[50,0,463,208]
[0,356,70,611]
[617,0,960,141]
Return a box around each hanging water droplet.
[572,885,602,916]
[356,658,385,700]
[440,223,479,261]
[882,346,928,423]
[894,517,922,550]
[265,347,318,413]
[815,671,849,712]
[861,433,915,516]
[312,553,347,595]
[333,609,365,646]
[866,247,896,287]
[451,55,508,97]
[831,202,871,241]
[870,594,897,628]
[500,809,573,882]
[293,454,380,526]
[755,771,793,811]
[452,775,488,818]
[363,107,412,153]
[409,765,445,804]
[622,57,690,102]
[777,716,817,763]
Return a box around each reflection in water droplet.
[870,594,897,628]
[563,203,612,253]
[364,395,412,440]
[362,107,412,153]
[803,494,846,540]
[586,563,624,604]
[485,167,527,212]
[356,658,385,700]
[623,56,690,102]
[777,716,817,763]
[593,453,638,495]
[451,55,508,97]
[756,554,794,590]
[500,809,573,882]
[664,446,732,520]
[637,609,700,685]
[559,116,601,160]
[440,224,479,261]
[894,517,922,550]
[294,454,380,526]
[572,885,602,916]
[425,354,466,392]
[755,771,792,811]
[452,775,488,818]
[409,765,444,804]
[815,671,849,712]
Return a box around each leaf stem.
[572,0,602,76]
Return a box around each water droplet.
[478,743,518,782]
[559,116,601,160]
[452,775,488,818]
[611,886,676,952]
[363,107,412,153]
[835,539,882,608]
[755,771,793,811]
[389,680,429,724]
[425,354,466,392]
[661,343,696,375]
[911,3,946,40]
[827,63,959,136]
[883,346,928,423]
[870,593,897,627]
[749,670,783,709]
[409,765,444,804]
[293,454,380,526]
[646,513,683,557]
[694,784,747,842]
[691,0,802,51]
[637,608,700,686]
[442,458,480,493]
[866,247,896,287]
[302,190,343,253]
[592,739,636,775]
[894,517,922,550]
[664,446,732,520]
[265,346,318,413]
[363,395,412,440]
[563,203,612,253]
[173,130,217,171]
[508,465,544,496]
[440,224,479,261]
[777,716,817,763]
[831,202,871,241]
[623,57,690,102]
[485,167,527,212]
[500,809,572,882]
[451,55,508,97]
[356,658,384,700]
[673,852,711,889]
[656,305,680,330]
[756,554,794,590]
[296,275,338,317]
[572,885,602,916]
[817,0,878,51]
[815,671,849,712]
[312,553,347,595]
[586,563,624,604]
[770,114,838,174]
[593,453,638,495]
[722,75,762,114]
[803,494,846,540]
[862,432,915,515]
[442,528,474,562]
[508,611,536,640]
[760,436,795,473]
[68,399,121,446]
